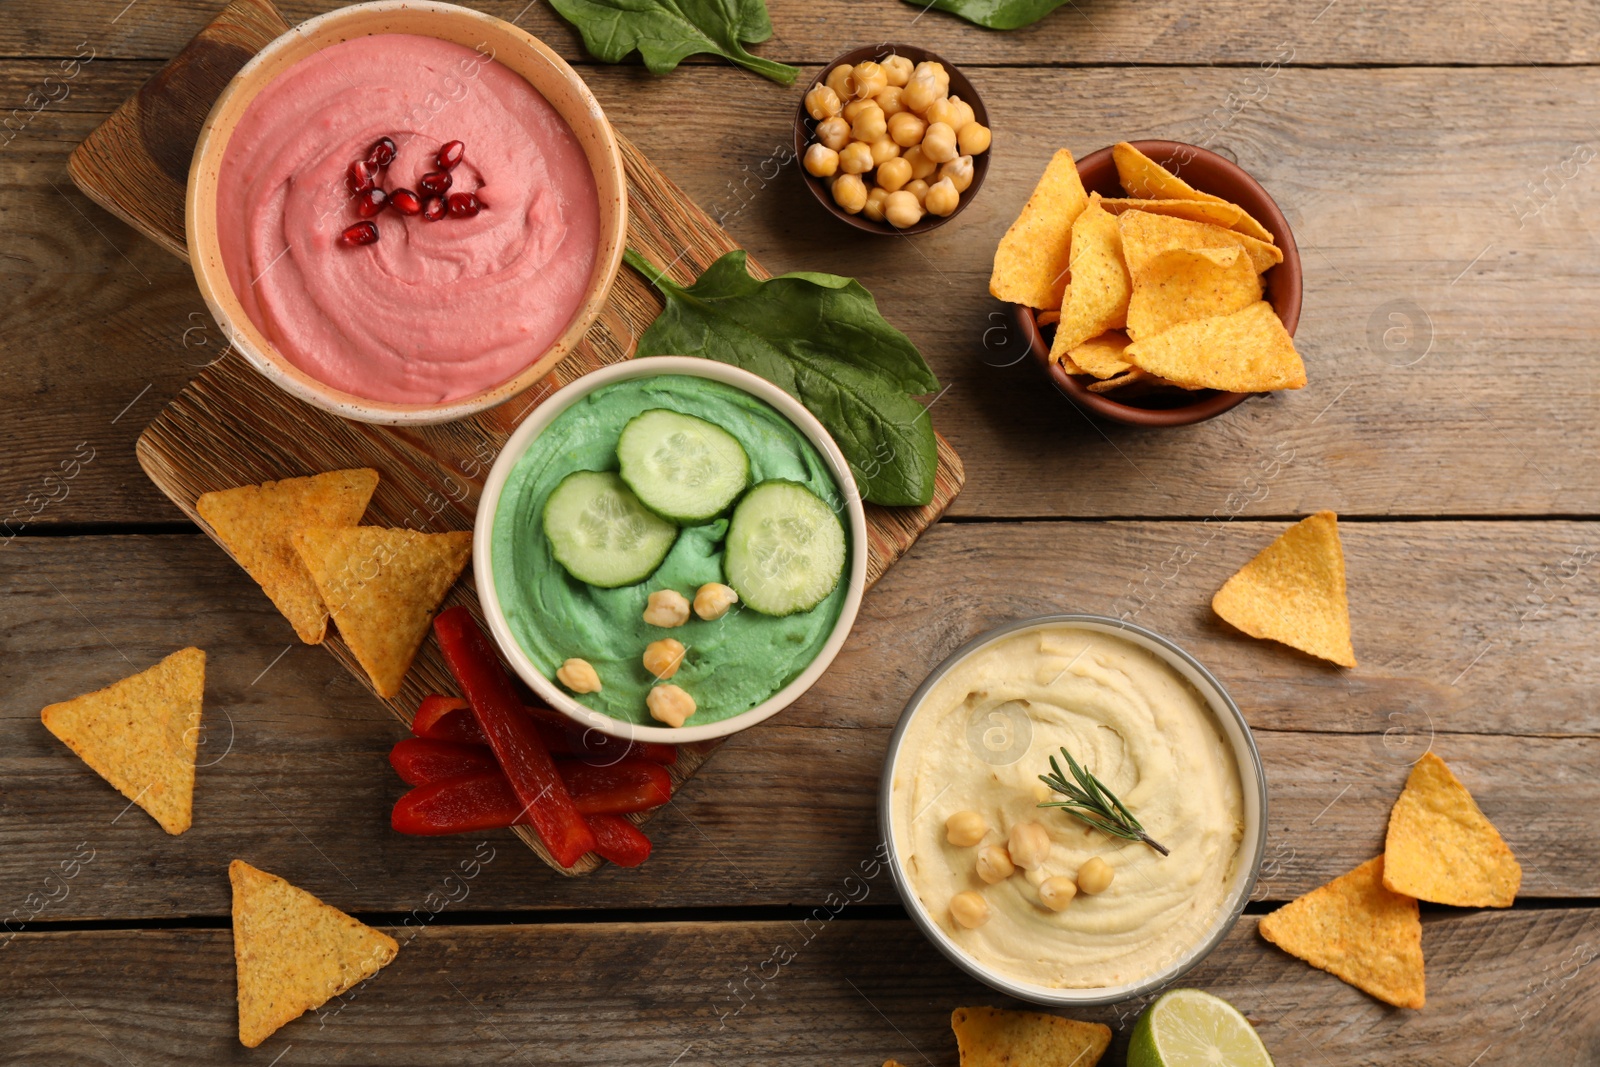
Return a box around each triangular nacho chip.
[1122,301,1305,393]
[293,527,472,698]
[1119,209,1283,274]
[230,860,399,1047]
[197,469,379,644]
[1065,330,1133,379]
[1126,246,1264,342]
[41,647,204,834]
[1110,142,1276,243]
[952,1006,1111,1066]
[990,149,1089,309]
[1384,752,1521,907]
[1259,856,1425,1009]
[1213,511,1355,666]
[1049,198,1131,358]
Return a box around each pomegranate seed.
[355,187,388,218]
[436,139,465,170]
[418,170,453,197]
[347,159,377,195]
[367,136,397,167]
[447,191,481,218]
[421,196,447,222]
[338,221,379,247]
[389,188,422,216]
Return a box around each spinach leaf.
[547,0,799,85]
[899,0,1067,30]
[624,248,940,506]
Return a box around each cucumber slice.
[724,480,846,616]
[542,471,678,588]
[617,409,750,523]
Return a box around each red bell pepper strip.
[389,737,498,786]
[391,761,673,834]
[586,814,652,868]
[390,738,673,811]
[411,695,474,742]
[432,607,595,866]
[412,695,679,766]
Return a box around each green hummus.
[490,373,850,725]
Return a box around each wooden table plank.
[4,522,1594,919]
[6,910,1597,1064]
[5,64,1599,525]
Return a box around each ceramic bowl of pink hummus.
[187,1,627,424]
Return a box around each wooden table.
[4,1,1598,1062]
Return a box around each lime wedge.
[1127,989,1274,1067]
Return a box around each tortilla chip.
[1065,331,1132,379]
[951,1006,1111,1067]
[1212,511,1355,667]
[1119,209,1283,274]
[230,860,399,1047]
[1259,856,1425,1010]
[41,647,204,834]
[1110,142,1275,243]
[1086,368,1148,393]
[293,527,472,698]
[990,149,1089,309]
[1121,301,1305,393]
[1126,246,1263,341]
[197,469,379,644]
[1384,752,1521,907]
[1048,199,1131,359]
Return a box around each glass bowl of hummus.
[474,356,869,745]
[880,615,1267,1006]
[187,1,628,424]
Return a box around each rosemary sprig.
[1037,747,1169,857]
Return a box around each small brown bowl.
[793,44,990,236]
[1018,140,1302,427]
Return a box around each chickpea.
[938,155,974,193]
[887,111,927,149]
[555,657,602,694]
[848,60,888,99]
[945,810,987,847]
[921,121,958,164]
[693,582,738,620]
[874,85,905,118]
[643,638,686,680]
[842,97,874,124]
[876,156,913,193]
[1038,875,1078,912]
[924,97,960,129]
[838,141,874,175]
[868,135,901,167]
[881,54,914,88]
[1006,821,1052,869]
[883,190,924,229]
[646,684,696,728]
[913,60,950,93]
[804,83,842,121]
[924,177,960,218]
[815,116,850,152]
[823,63,853,99]
[831,172,868,214]
[902,144,936,181]
[851,103,887,143]
[904,178,931,206]
[958,122,992,156]
[803,143,839,178]
[902,69,942,114]
[642,589,691,627]
[948,95,976,132]
[1077,856,1115,895]
[863,187,889,223]
[950,890,990,929]
[975,843,1015,884]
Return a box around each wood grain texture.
[3,522,1594,919]
[6,910,1599,1065]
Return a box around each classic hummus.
[889,624,1244,989]
[216,34,600,404]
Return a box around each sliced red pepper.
[433,607,595,867]
[411,694,471,739]
[412,695,679,766]
[389,737,498,786]
[392,771,526,836]
[390,737,673,812]
[586,814,652,868]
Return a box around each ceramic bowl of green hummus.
[475,356,869,744]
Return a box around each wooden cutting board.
[70,0,965,875]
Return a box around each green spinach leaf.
[547,0,799,85]
[899,0,1067,30]
[624,248,940,507]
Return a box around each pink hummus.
[217,34,601,404]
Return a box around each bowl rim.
[474,355,871,745]
[185,0,628,426]
[792,43,990,237]
[876,612,1269,1006]
[1021,138,1302,428]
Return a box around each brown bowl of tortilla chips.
[995,141,1303,427]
